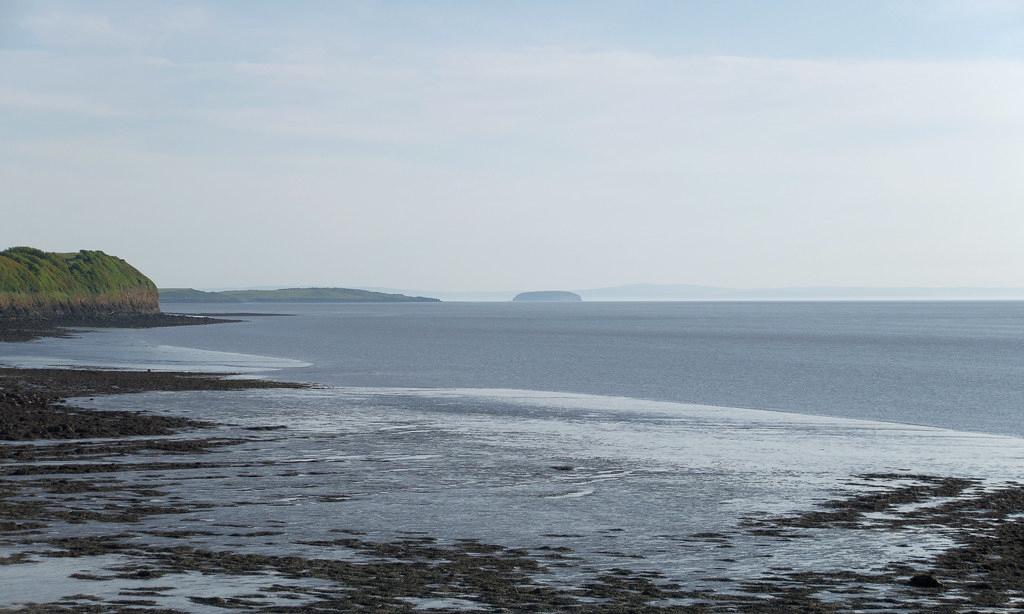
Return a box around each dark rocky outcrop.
[908,574,943,589]
[0,367,307,440]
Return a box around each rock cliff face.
[512,291,582,302]
[0,247,159,318]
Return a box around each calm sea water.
[9,301,1024,435]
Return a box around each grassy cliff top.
[0,247,159,317]
[0,247,157,298]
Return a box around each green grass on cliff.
[0,247,159,316]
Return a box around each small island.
[512,290,582,302]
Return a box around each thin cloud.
[2,2,1023,289]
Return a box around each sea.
[2,300,1024,608]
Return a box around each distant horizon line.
[169,283,1024,292]
[160,283,1024,302]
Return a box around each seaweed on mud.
[6,368,1024,612]
[746,474,978,530]
[0,368,308,441]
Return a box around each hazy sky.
[3,1,1024,290]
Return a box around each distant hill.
[248,283,1024,303]
[513,291,582,302]
[0,247,159,317]
[160,287,440,304]
[577,284,735,301]
[159,288,242,303]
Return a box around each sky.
[2,1,1024,291]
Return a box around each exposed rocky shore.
[0,313,237,343]
[1,361,1024,611]
[0,368,305,440]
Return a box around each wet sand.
[0,367,1023,611]
[0,368,308,440]
[0,313,236,344]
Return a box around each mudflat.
[0,313,237,343]
[0,367,304,440]
[1,363,1024,611]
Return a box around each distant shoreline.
[160,286,441,304]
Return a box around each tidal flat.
[2,364,1024,612]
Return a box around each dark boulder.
[908,573,942,588]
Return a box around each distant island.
[0,247,159,318]
[513,291,582,302]
[160,287,440,304]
